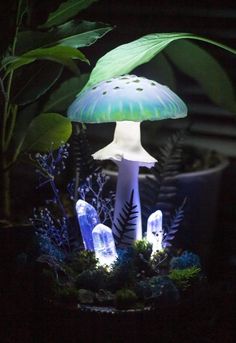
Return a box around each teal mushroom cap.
[68,74,187,123]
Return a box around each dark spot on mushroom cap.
[114,86,120,89]
[151,82,156,86]
[120,77,129,80]
[102,91,107,95]
[133,79,140,83]
[136,88,143,91]
[92,86,97,90]
[106,80,112,83]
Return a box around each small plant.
[115,288,138,310]
[31,144,71,259]
[75,267,109,292]
[67,250,98,275]
[170,251,201,270]
[169,266,201,291]
[77,172,115,226]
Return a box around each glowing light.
[92,224,117,266]
[147,210,163,253]
[76,199,100,250]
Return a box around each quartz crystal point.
[92,224,117,266]
[76,199,100,250]
[147,210,163,253]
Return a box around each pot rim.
[104,155,229,179]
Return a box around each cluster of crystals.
[77,172,115,225]
[34,143,69,187]
[76,197,163,265]
[31,207,70,258]
[76,199,117,266]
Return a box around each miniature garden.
[1,1,236,342]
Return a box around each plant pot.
[173,154,229,268]
[104,151,229,269]
[32,285,233,343]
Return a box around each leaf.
[16,21,113,54]
[40,0,98,29]
[56,20,113,48]
[21,113,72,152]
[165,40,236,113]
[43,74,89,112]
[11,102,39,154]
[6,45,89,75]
[12,61,63,106]
[84,32,236,91]
[138,52,176,91]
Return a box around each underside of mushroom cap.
[68,74,187,123]
[92,141,156,168]
[92,121,157,168]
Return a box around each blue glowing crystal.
[76,199,100,250]
[146,210,163,253]
[92,224,117,266]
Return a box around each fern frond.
[162,198,186,248]
[141,130,185,229]
[113,190,138,247]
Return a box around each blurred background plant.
[0,0,113,225]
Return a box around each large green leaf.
[16,21,113,54]
[12,61,63,106]
[6,45,89,75]
[84,32,236,91]
[11,102,39,155]
[40,0,98,29]
[21,113,72,152]
[43,74,89,112]
[137,52,176,90]
[166,40,236,113]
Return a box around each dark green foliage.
[169,266,201,291]
[66,250,98,275]
[141,130,185,231]
[113,190,138,247]
[75,267,109,292]
[150,250,169,274]
[133,239,153,260]
[115,289,138,310]
[132,239,153,275]
[136,276,180,306]
[108,249,137,291]
[54,286,79,304]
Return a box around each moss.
[170,251,201,270]
[67,250,98,274]
[115,288,138,309]
[169,267,201,291]
[75,267,109,291]
[55,287,79,304]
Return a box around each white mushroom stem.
[113,158,142,242]
[93,121,156,245]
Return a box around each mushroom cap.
[68,74,187,123]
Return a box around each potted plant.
[0,0,113,292]
[0,0,113,226]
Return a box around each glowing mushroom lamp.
[68,75,187,245]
